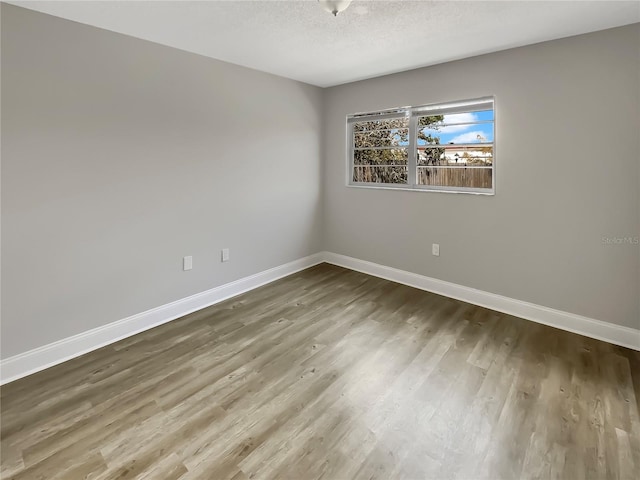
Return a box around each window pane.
[417,146,493,166]
[417,167,492,189]
[353,117,409,133]
[354,148,408,166]
[417,109,494,146]
[353,165,408,184]
[354,129,409,148]
[353,118,410,149]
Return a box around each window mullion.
[408,114,417,187]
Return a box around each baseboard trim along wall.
[0,253,325,385]
[2,251,638,385]
[323,252,640,352]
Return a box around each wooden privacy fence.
[353,166,492,189]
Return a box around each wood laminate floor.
[1,264,639,480]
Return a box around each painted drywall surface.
[1,4,323,358]
[323,24,640,329]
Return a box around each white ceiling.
[9,0,640,87]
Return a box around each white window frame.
[347,97,495,195]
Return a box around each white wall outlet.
[183,256,193,271]
[432,244,440,256]
[221,248,230,262]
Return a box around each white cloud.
[450,130,488,143]
[422,112,477,134]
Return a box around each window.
[348,97,495,194]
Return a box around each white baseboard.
[0,253,324,385]
[323,252,640,352]
[3,250,638,385]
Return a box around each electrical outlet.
[432,244,440,256]
[183,256,193,270]
[221,248,230,262]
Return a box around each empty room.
[1,0,639,479]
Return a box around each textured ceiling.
[9,0,640,87]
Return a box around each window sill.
[346,183,495,195]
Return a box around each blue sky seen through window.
[418,109,494,145]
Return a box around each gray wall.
[323,24,640,329]
[1,4,324,358]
